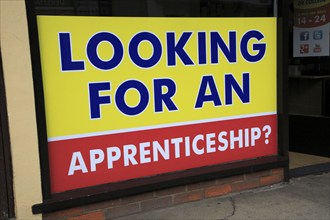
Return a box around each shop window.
[28,0,287,214]
[288,0,330,157]
[289,0,330,116]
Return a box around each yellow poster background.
[37,16,277,138]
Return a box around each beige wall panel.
[0,0,42,219]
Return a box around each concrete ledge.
[290,162,330,178]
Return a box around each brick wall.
[44,168,284,220]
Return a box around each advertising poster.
[37,17,277,193]
[293,0,330,57]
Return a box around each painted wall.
[0,0,42,219]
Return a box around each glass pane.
[33,0,275,17]
[288,0,330,116]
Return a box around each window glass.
[34,0,275,17]
[32,0,278,194]
[289,0,330,76]
[288,0,330,116]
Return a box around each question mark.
[262,125,272,144]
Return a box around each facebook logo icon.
[300,32,309,41]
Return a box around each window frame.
[25,0,290,214]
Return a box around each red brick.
[84,198,122,212]
[216,175,244,185]
[245,170,271,179]
[140,196,172,212]
[271,168,284,175]
[105,203,140,219]
[260,174,283,186]
[187,179,216,191]
[205,184,232,198]
[43,207,84,219]
[173,190,203,205]
[121,192,154,204]
[187,182,201,191]
[200,179,217,187]
[66,211,105,220]
[231,179,260,192]
[155,185,186,197]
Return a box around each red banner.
[49,114,277,193]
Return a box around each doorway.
[288,0,330,176]
[0,52,14,219]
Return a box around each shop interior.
[288,0,330,175]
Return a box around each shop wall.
[0,1,42,219]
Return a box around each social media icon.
[300,32,309,41]
[313,31,322,40]
[313,44,321,53]
[300,44,309,54]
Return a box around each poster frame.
[25,0,290,214]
